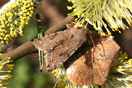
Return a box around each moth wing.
[44,28,88,71]
[33,31,64,51]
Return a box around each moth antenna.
[98,35,109,58]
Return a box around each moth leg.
[91,47,95,64]
[88,30,96,63]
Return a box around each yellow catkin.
[0,53,14,87]
[67,0,132,36]
[0,0,38,52]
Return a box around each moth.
[66,36,120,87]
[33,28,88,71]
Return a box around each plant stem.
[3,16,75,60]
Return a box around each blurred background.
[0,0,132,88]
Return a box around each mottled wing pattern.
[33,28,88,71]
[33,31,63,51]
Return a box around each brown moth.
[33,28,88,71]
[66,36,120,87]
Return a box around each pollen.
[0,53,14,87]
[0,0,38,52]
[68,0,132,36]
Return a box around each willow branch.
[3,16,75,60]
[44,16,74,35]
[3,41,37,61]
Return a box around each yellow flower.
[0,0,40,52]
[0,53,14,88]
[52,66,68,88]
[67,0,132,36]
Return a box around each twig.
[44,16,74,35]
[3,41,37,61]
[3,16,75,60]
